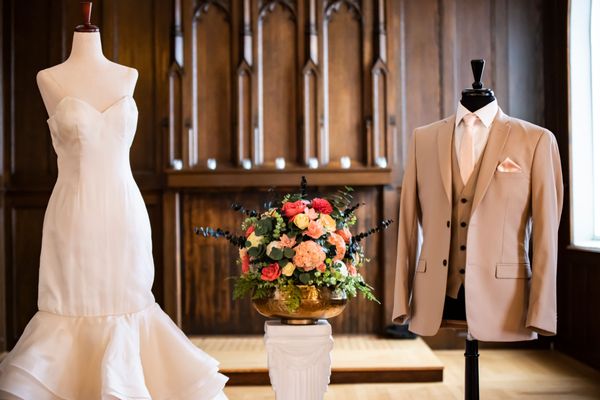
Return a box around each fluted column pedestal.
[264,320,333,400]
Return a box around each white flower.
[334,260,348,277]
[247,232,264,248]
[266,241,283,256]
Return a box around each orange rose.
[327,232,346,261]
[305,220,325,239]
[336,226,352,243]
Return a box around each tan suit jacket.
[392,109,563,342]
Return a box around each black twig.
[231,203,259,218]
[353,219,394,242]
[194,226,246,248]
[300,176,308,198]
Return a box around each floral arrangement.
[195,177,393,311]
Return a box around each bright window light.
[570,0,600,249]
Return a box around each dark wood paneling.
[324,2,363,166]
[192,2,233,167]
[102,0,169,186]
[259,2,298,166]
[6,197,46,348]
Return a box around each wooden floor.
[220,348,600,399]
[192,335,444,385]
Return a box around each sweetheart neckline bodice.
[47,95,136,123]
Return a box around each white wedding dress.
[0,95,228,399]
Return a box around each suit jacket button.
[460,222,467,228]
[443,259,448,266]
[460,245,466,251]
[459,269,465,274]
[461,198,468,203]
[446,220,450,228]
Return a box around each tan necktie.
[459,113,478,184]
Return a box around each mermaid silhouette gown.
[0,94,228,399]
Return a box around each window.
[570,0,600,249]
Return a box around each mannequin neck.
[67,32,108,63]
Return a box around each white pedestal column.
[264,320,333,400]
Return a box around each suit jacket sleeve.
[392,129,422,324]
[526,130,563,335]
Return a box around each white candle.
[275,157,286,170]
[172,159,183,170]
[375,157,388,168]
[340,156,351,169]
[242,159,252,170]
[207,158,217,170]
[308,157,319,169]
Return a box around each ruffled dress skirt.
[0,304,228,399]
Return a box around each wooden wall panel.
[258,2,298,166]
[102,0,169,186]
[6,201,46,348]
[324,2,363,166]
[192,2,232,167]
[9,1,58,187]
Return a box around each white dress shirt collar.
[455,99,498,128]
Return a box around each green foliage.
[255,218,274,236]
[268,247,283,261]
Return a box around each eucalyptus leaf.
[283,248,295,258]
[248,247,260,258]
[299,273,311,284]
[269,247,283,261]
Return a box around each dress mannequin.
[0,3,229,398]
[37,31,137,117]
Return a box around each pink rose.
[311,198,333,214]
[293,240,326,271]
[281,200,306,218]
[347,263,357,276]
[305,208,319,220]
[336,227,352,243]
[305,220,325,239]
[279,234,296,248]
[261,263,281,281]
[239,248,250,274]
[327,232,346,261]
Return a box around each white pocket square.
[497,157,522,173]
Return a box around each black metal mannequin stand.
[464,335,480,400]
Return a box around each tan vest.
[446,135,485,298]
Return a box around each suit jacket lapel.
[471,109,511,214]
[437,117,454,205]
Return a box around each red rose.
[311,198,333,214]
[241,251,250,274]
[261,263,281,281]
[281,200,306,218]
[245,226,255,237]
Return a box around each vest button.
[443,259,448,266]
[460,245,466,251]
[460,222,467,228]
[459,269,465,274]
[461,198,468,203]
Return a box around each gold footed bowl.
[252,285,348,325]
